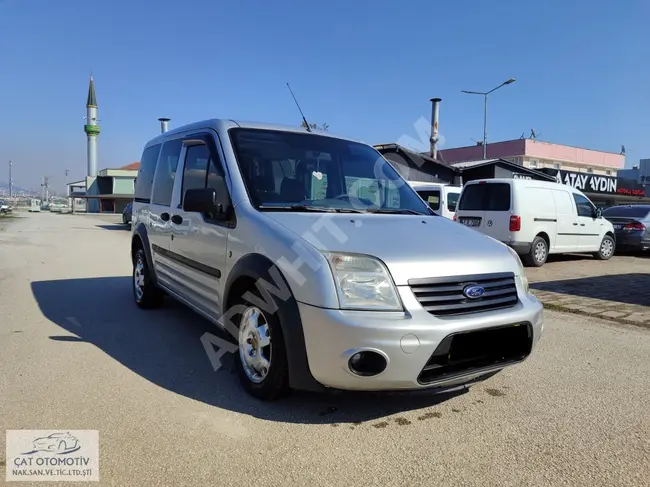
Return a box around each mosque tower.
[84,75,99,177]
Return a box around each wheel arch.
[224,253,326,393]
[131,223,158,285]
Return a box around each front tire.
[523,236,548,267]
[133,248,164,309]
[234,290,290,401]
[593,235,615,260]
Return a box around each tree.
[301,120,329,131]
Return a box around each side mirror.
[595,207,603,218]
[183,188,218,214]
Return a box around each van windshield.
[458,183,511,211]
[229,128,432,215]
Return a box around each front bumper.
[298,285,544,391]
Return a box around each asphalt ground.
[1,212,648,486]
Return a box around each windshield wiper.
[367,208,428,215]
[259,205,364,213]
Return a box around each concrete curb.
[540,301,650,330]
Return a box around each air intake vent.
[408,272,518,317]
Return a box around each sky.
[0,0,648,193]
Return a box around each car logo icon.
[463,285,485,299]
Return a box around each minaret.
[84,75,99,177]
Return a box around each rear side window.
[417,190,441,211]
[447,192,459,212]
[152,139,183,206]
[458,183,511,211]
[602,206,650,219]
[134,144,162,201]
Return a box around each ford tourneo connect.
[130,119,544,400]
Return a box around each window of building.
[151,139,183,206]
[552,163,561,169]
[586,167,594,173]
[573,193,595,218]
[605,170,612,176]
[134,144,162,201]
[528,159,538,168]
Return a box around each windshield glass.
[416,190,441,211]
[602,205,650,219]
[229,128,431,214]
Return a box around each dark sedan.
[602,204,650,252]
[122,202,133,225]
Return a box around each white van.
[455,178,616,266]
[409,181,462,220]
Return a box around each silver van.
[130,119,544,400]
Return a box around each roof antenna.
[286,82,312,132]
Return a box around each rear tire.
[133,248,164,309]
[522,236,548,267]
[593,235,615,260]
[233,289,290,401]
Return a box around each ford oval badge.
[463,285,485,299]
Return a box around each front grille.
[417,323,533,384]
[409,272,518,317]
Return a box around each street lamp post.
[462,78,516,159]
[8,160,13,198]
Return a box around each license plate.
[459,218,481,227]
[613,224,622,230]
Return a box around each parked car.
[0,200,11,214]
[601,204,650,252]
[122,202,133,225]
[408,181,461,220]
[455,178,616,267]
[130,119,543,400]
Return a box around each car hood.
[264,212,520,285]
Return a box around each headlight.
[322,252,402,311]
[505,245,529,294]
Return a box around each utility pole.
[8,160,13,198]
[41,176,50,203]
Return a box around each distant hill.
[0,181,37,195]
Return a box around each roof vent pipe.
[430,98,441,159]
[158,118,170,134]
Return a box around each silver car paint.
[132,118,544,391]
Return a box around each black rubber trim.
[152,244,221,279]
[225,253,326,393]
[134,197,150,204]
[408,271,514,287]
[534,217,557,222]
[508,241,532,254]
[132,223,157,285]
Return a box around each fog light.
[348,351,387,377]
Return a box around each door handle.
[171,215,183,225]
[580,223,585,226]
[161,212,170,222]
[573,222,578,226]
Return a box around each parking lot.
[1,212,649,486]
[526,251,650,326]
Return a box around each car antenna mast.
[286,82,312,132]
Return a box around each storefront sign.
[512,173,533,180]
[539,168,646,196]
